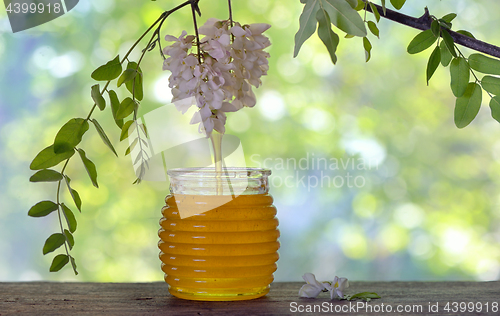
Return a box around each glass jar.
[158,167,280,301]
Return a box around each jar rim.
[167,167,271,178]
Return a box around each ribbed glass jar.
[158,167,280,301]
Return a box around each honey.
[158,168,279,301]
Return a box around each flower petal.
[174,97,196,114]
[164,34,178,42]
[298,284,322,298]
[337,277,349,290]
[231,26,247,37]
[218,34,231,46]
[248,23,271,35]
[302,273,325,290]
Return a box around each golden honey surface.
[158,193,279,301]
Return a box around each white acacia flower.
[324,276,349,300]
[190,108,227,136]
[298,273,327,298]
[162,18,271,137]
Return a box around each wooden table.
[1,281,499,315]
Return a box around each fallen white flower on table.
[324,276,349,300]
[298,273,380,301]
[298,273,328,298]
[298,273,350,300]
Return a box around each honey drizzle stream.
[210,130,223,194]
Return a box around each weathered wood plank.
[0,281,499,315]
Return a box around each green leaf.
[345,0,357,9]
[294,0,320,57]
[64,176,82,212]
[29,169,63,182]
[454,82,482,128]
[139,124,148,137]
[91,119,118,157]
[49,254,69,272]
[367,21,379,38]
[77,149,99,188]
[390,0,405,10]
[426,46,441,85]
[440,40,452,67]
[381,0,386,15]
[134,152,143,165]
[457,30,475,39]
[116,97,137,120]
[489,96,500,123]
[108,90,124,129]
[450,57,470,97]
[430,20,440,38]
[354,0,364,11]
[125,138,139,156]
[139,138,149,147]
[322,0,367,37]
[407,29,437,54]
[348,292,381,301]
[91,55,122,81]
[69,256,78,275]
[438,19,452,30]
[482,76,500,95]
[316,8,340,64]
[70,189,81,212]
[28,201,58,217]
[441,13,457,23]
[363,37,372,62]
[468,53,500,75]
[117,69,137,87]
[30,145,75,170]
[441,29,457,58]
[64,229,75,250]
[61,203,77,233]
[91,84,106,111]
[53,118,89,154]
[43,233,66,255]
[120,120,136,142]
[125,62,144,101]
[368,2,380,23]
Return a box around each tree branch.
[364,2,500,59]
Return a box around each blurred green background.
[1,0,499,283]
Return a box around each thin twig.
[56,159,73,272]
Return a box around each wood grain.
[0,281,499,315]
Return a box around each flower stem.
[228,0,234,27]
[191,1,202,65]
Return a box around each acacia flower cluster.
[162,18,271,137]
[299,273,349,300]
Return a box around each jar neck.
[168,167,271,195]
